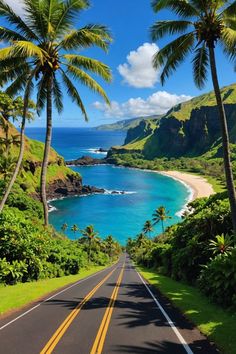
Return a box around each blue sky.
[5,0,236,127]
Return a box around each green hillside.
[96,115,161,131]
[110,83,236,158]
[0,124,80,195]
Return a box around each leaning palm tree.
[152,206,171,233]
[81,225,98,263]
[0,0,112,224]
[142,220,153,237]
[151,0,236,232]
[0,92,35,212]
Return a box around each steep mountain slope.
[111,84,236,159]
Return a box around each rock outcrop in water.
[66,155,106,166]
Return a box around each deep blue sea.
[26,128,190,244]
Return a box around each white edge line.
[0,263,117,331]
[136,270,194,354]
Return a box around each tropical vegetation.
[127,192,236,309]
[150,0,236,232]
[0,0,112,225]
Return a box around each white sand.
[159,171,215,201]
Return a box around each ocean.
[26,127,191,244]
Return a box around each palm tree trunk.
[0,100,28,212]
[161,220,164,233]
[40,75,53,226]
[88,239,91,263]
[209,46,236,233]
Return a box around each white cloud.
[118,43,160,88]
[5,0,25,16]
[93,91,192,118]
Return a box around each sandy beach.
[160,171,215,201]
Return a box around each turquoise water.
[26,128,190,244]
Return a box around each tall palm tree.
[0,0,112,224]
[81,225,98,263]
[142,220,153,237]
[105,235,114,259]
[152,206,171,233]
[71,224,78,239]
[61,222,68,233]
[151,0,236,232]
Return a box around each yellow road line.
[40,267,117,354]
[90,264,125,354]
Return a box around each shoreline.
[70,161,215,202]
[159,171,215,201]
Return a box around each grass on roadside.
[0,265,107,316]
[137,266,236,354]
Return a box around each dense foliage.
[0,195,121,285]
[127,193,236,309]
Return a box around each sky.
[4,0,236,128]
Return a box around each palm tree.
[105,235,114,259]
[152,206,171,233]
[61,222,68,233]
[71,224,78,239]
[81,225,98,263]
[0,0,112,225]
[142,220,153,237]
[0,93,35,211]
[151,0,236,232]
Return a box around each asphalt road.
[0,255,220,354]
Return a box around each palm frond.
[54,0,90,36]
[153,32,195,85]
[61,69,88,121]
[66,64,110,104]
[151,0,199,17]
[58,25,112,51]
[0,0,39,41]
[221,1,236,16]
[23,0,48,41]
[52,74,63,113]
[0,26,28,42]
[63,54,112,82]
[151,20,192,41]
[192,43,209,89]
[5,73,29,96]
[12,41,47,63]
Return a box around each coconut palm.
[71,224,78,239]
[151,0,236,232]
[152,206,171,233]
[105,235,114,259]
[61,222,68,233]
[81,225,98,263]
[142,220,153,237]
[0,0,112,224]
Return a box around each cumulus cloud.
[118,43,160,88]
[5,0,25,15]
[93,91,192,119]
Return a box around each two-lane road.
[0,256,219,353]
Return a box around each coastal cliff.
[108,83,236,160]
[0,124,103,200]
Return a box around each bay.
[26,127,190,244]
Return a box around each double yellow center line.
[40,264,125,354]
[90,265,125,354]
[40,267,116,354]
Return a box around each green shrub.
[198,250,236,309]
